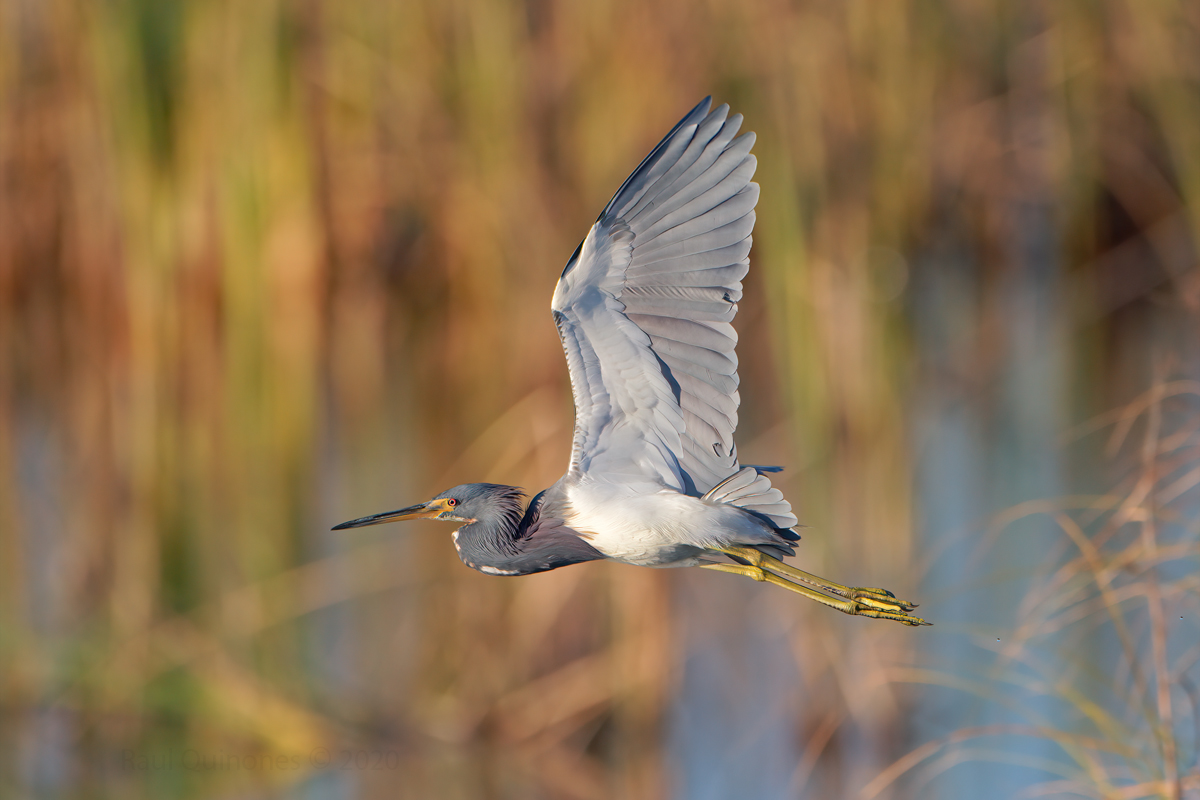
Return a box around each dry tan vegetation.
[2,0,1198,797]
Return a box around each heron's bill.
[332,498,453,530]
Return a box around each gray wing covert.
[551,98,760,495]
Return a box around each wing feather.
[625,316,737,353]
[629,242,752,276]
[657,351,738,394]
[550,98,791,512]
[619,106,733,220]
[633,213,756,262]
[620,286,738,321]
[633,152,757,239]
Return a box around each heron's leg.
[700,563,929,626]
[715,546,920,614]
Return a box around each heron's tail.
[702,466,799,532]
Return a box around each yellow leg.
[704,552,930,626]
[717,545,919,612]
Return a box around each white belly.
[561,481,770,567]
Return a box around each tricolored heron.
[335,98,928,626]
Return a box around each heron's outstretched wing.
[551,98,758,495]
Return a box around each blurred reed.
[866,383,1200,799]
[1,0,1198,798]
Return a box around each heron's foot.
[844,587,917,614]
[840,594,930,626]
[710,547,930,626]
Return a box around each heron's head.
[332,483,525,530]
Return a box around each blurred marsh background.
[3,0,1200,798]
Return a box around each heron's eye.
[447,498,457,507]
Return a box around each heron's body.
[335,98,928,625]
[552,476,788,567]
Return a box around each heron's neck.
[456,488,529,559]
[452,487,602,576]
